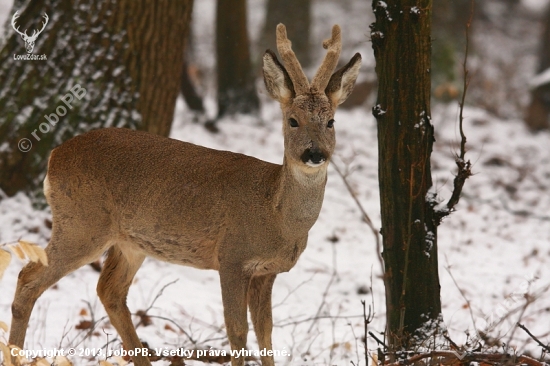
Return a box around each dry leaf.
[35,358,51,366]
[344,341,352,351]
[0,249,11,280]
[75,320,93,330]
[371,352,378,365]
[0,320,8,332]
[18,240,39,262]
[8,244,26,260]
[110,356,128,365]
[17,241,48,265]
[79,308,88,316]
[33,246,48,266]
[0,343,13,366]
[99,361,114,366]
[9,345,25,364]
[54,355,73,366]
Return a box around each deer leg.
[248,274,277,366]
[97,245,147,366]
[219,265,251,366]
[10,229,110,348]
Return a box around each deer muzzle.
[301,147,326,167]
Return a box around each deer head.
[12,11,49,53]
[263,24,362,171]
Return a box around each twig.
[434,0,474,224]
[307,241,338,333]
[144,279,179,314]
[331,160,384,277]
[444,261,478,336]
[362,300,373,366]
[383,350,547,366]
[275,314,363,327]
[369,331,388,350]
[349,321,361,366]
[518,323,550,353]
[505,297,531,354]
[273,273,316,308]
[143,314,197,345]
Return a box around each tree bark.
[0,0,192,197]
[181,59,205,115]
[260,0,311,68]
[431,0,471,101]
[180,8,206,119]
[525,4,550,131]
[370,0,442,350]
[216,0,259,119]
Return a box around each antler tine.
[276,23,310,95]
[311,25,342,92]
[34,13,49,38]
[11,11,28,37]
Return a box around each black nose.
[301,148,326,165]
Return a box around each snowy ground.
[1,100,549,365]
[1,0,550,365]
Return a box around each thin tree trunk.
[181,59,205,114]
[216,0,259,118]
[525,4,550,131]
[370,0,442,351]
[260,0,311,68]
[180,7,206,119]
[0,0,192,197]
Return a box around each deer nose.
[301,147,326,166]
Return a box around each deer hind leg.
[220,265,252,366]
[9,227,111,348]
[248,274,277,366]
[97,245,147,366]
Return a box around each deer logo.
[11,11,49,54]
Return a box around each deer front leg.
[248,274,277,366]
[220,265,251,366]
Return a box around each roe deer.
[9,24,361,366]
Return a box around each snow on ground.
[1,99,549,365]
[1,0,549,365]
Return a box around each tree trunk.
[180,9,206,121]
[370,0,442,351]
[181,59,205,115]
[525,4,550,131]
[216,0,259,119]
[0,0,192,198]
[260,0,311,68]
[431,0,471,101]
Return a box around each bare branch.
[383,350,547,366]
[434,0,474,225]
[330,160,384,276]
[518,323,550,353]
[444,262,478,336]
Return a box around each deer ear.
[325,53,362,106]
[263,49,295,103]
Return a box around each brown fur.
[9,24,361,366]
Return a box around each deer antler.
[11,12,48,41]
[28,13,49,41]
[11,11,28,38]
[311,25,342,92]
[276,24,310,95]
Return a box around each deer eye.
[289,118,299,128]
[327,119,335,128]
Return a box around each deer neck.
[274,157,328,236]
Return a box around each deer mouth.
[301,148,327,167]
